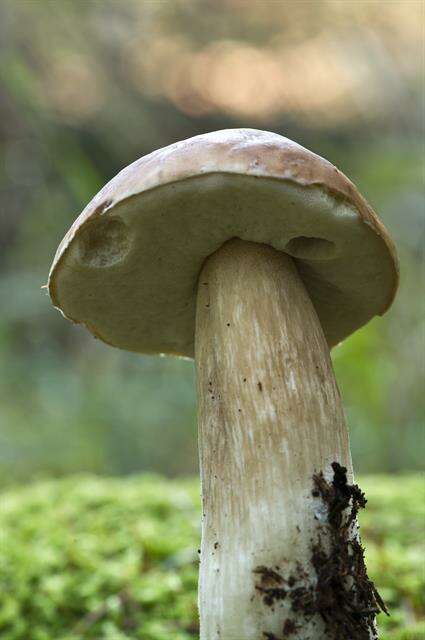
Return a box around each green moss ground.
[0,475,423,639]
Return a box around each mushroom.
[48,129,398,639]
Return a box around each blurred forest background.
[0,0,423,485]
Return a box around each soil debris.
[254,565,284,585]
[255,462,388,639]
[261,616,299,639]
[254,565,287,606]
[307,462,388,638]
[282,618,298,635]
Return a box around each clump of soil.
[254,565,287,607]
[255,462,388,639]
[260,617,298,640]
[282,618,299,636]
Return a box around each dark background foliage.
[0,0,423,483]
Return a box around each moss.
[0,474,423,639]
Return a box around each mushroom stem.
[195,238,354,639]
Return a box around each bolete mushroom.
[48,129,398,639]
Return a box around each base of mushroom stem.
[200,463,385,640]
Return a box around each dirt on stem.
[255,462,388,639]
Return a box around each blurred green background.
[0,0,424,485]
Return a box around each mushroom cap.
[48,129,398,356]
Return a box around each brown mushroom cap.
[48,129,398,356]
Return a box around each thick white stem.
[195,239,354,640]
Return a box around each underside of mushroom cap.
[48,129,399,356]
